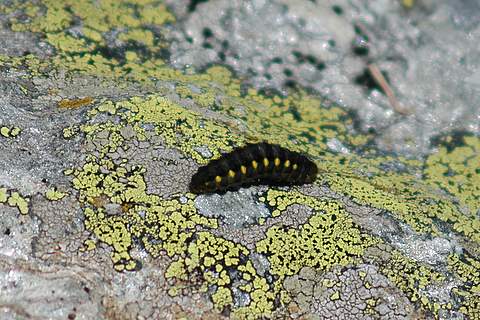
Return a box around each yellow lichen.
[0,126,20,137]
[330,291,340,300]
[7,191,29,215]
[10,127,21,137]
[0,127,10,137]
[447,254,480,318]
[402,0,415,9]
[3,1,479,318]
[45,188,68,201]
[0,187,8,203]
[118,29,155,47]
[424,135,479,221]
[212,287,233,310]
[376,250,448,314]
[256,190,379,278]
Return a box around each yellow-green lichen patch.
[315,135,479,246]
[62,126,79,139]
[323,148,480,244]
[5,0,369,167]
[118,29,155,47]
[68,156,218,271]
[85,95,246,163]
[5,0,176,84]
[4,1,478,317]
[211,287,233,310]
[7,1,70,33]
[0,126,21,138]
[256,190,379,278]
[6,191,30,215]
[234,189,390,318]
[166,232,246,295]
[165,230,278,318]
[10,127,21,137]
[177,75,367,158]
[0,187,8,203]
[163,230,278,317]
[68,85,472,317]
[402,0,416,9]
[1,0,363,168]
[325,171,437,234]
[67,151,278,315]
[376,249,448,316]
[3,0,368,162]
[447,253,480,318]
[0,53,50,78]
[330,291,340,301]
[424,135,480,234]
[80,122,127,158]
[365,298,379,316]
[45,188,68,201]
[49,87,480,318]
[84,207,137,272]
[9,0,174,38]
[0,126,9,137]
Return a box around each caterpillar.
[189,142,318,194]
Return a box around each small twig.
[368,63,411,115]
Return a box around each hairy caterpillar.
[189,142,318,194]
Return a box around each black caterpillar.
[189,142,318,194]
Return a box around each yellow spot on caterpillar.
[293,164,298,170]
[263,158,269,167]
[215,176,222,184]
[228,170,236,178]
[251,160,258,170]
[274,158,280,166]
[284,160,291,168]
[240,165,247,174]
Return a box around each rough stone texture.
[0,1,478,320]
[166,0,480,157]
[284,265,415,319]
